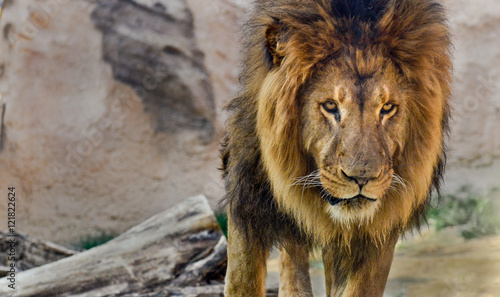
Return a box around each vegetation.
[76,232,118,250]
[215,210,228,238]
[74,210,230,251]
[428,187,499,239]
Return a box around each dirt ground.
[267,229,500,297]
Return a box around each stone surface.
[185,0,245,127]
[91,0,215,136]
[441,0,500,194]
[0,0,224,245]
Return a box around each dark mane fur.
[330,0,388,23]
[221,0,451,248]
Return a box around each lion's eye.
[381,103,396,115]
[322,101,338,113]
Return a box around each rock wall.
[0,0,497,245]
[91,0,215,135]
[442,0,500,194]
[0,0,229,245]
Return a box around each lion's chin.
[322,192,381,225]
[324,194,377,206]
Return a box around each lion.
[221,0,452,296]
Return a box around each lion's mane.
[222,0,452,248]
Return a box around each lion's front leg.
[323,234,399,297]
[278,243,313,297]
[224,212,269,297]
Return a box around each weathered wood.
[0,195,226,297]
[0,232,77,277]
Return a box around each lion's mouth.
[320,188,377,206]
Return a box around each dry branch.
[0,232,77,277]
[0,195,226,297]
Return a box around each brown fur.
[221,0,452,296]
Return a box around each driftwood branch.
[0,232,77,277]
[0,195,227,297]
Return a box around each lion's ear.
[265,20,286,67]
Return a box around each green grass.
[215,210,228,238]
[74,211,230,251]
[76,232,118,250]
[428,187,499,239]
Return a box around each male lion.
[221,0,452,296]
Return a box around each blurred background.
[0,0,498,296]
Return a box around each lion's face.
[300,61,407,221]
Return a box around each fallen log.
[0,232,77,277]
[0,195,227,296]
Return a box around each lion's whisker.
[390,174,412,195]
[291,169,322,188]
